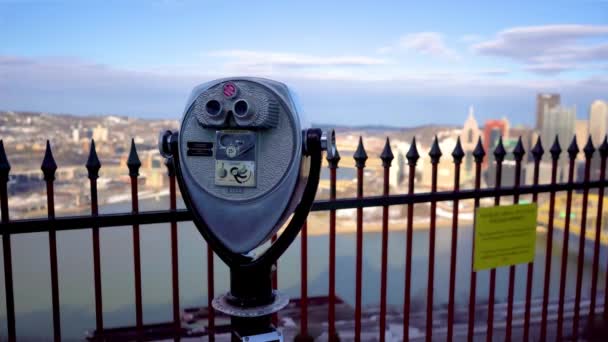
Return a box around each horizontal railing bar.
[311,179,607,211]
[2,179,605,235]
[1,210,192,234]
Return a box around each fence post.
[447,138,464,342]
[572,137,595,339]
[86,139,104,335]
[271,231,278,326]
[540,136,562,341]
[0,140,16,342]
[207,242,215,341]
[467,137,485,342]
[590,136,607,318]
[294,220,312,342]
[486,137,506,342]
[524,137,544,340]
[426,137,442,342]
[403,137,419,342]
[353,136,367,342]
[127,139,143,337]
[326,142,340,341]
[42,141,61,342]
[379,138,394,341]
[165,158,181,339]
[556,137,579,341]
[504,137,525,341]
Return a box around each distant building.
[541,105,576,182]
[575,120,589,161]
[509,126,533,152]
[482,118,510,168]
[486,137,519,188]
[541,105,575,145]
[388,141,422,189]
[460,106,481,180]
[416,137,458,189]
[72,128,80,143]
[92,124,109,142]
[589,100,608,145]
[536,93,560,130]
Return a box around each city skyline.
[1,1,608,126]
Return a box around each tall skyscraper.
[589,100,608,145]
[536,93,561,130]
[541,105,575,182]
[541,105,575,143]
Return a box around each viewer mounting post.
[159,77,332,341]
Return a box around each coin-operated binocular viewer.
[159,77,333,341]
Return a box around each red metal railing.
[86,140,104,336]
[1,133,608,341]
[446,137,463,342]
[128,140,144,337]
[42,141,61,342]
[403,138,418,342]
[378,138,393,342]
[467,137,484,342]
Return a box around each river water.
[0,195,605,340]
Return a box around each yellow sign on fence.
[474,203,537,271]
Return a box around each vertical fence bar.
[271,233,278,327]
[447,138,464,342]
[379,138,394,341]
[556,137,579,341]
[295,221,310,341]
[86,140,104,334]
[353,137,367,342]
[486,137,505,342]
[572,138,594,339]
[403,138,419,342]
[0,141,15,342]
[42,141,61,342]
[207,243,215,341]
[540,136,562,341]
[425,137,442,342]
[166,159,181,338]
[524,138,544,340]
[590,137,607,318]
[505,138,525,341]
[127,140,143,336]
[326,143,340,341]
[467,138,485,342]
[603,139,608,321]
[505,137,526,341]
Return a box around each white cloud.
[206,50,388,68]
[523,63,578,75]
[375,32,459,59]
[398,32,459,59]
[2,54,608,126]
[473,24,608,74]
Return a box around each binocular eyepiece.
[196,81,280,129]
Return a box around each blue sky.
[1,0,607,126]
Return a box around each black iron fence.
[1,133,608,341]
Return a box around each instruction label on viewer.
[474,203,537,271]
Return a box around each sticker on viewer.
[474,203,537,271]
